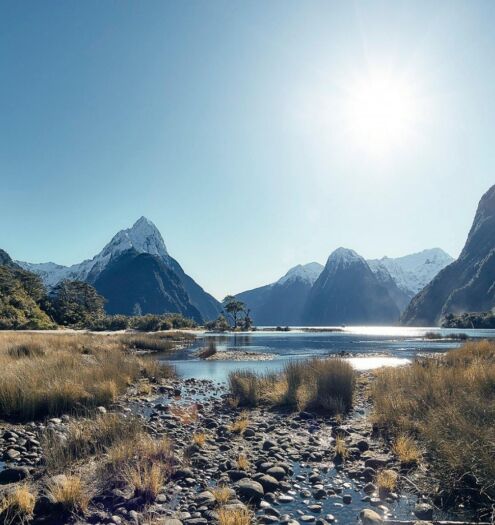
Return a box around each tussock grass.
[228,412,250,434]
[210,485,233,504]
[192,432,207,447]
[217,506,252,525]
[0,332,173,421]
[371,340,495,506]
[334,434,348,459]
[101,433,174,502]
[375,469,398,493]
[0,484,36,525]
[228,358,355,415]
[198,340,217,359]
[236,453,250,471]
[123,463,166,503]
[392,434,421,465]
[43,412,142,471]
[46,475,89,515]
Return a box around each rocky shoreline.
[1,370,479,525]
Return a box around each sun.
[345,69,421,157]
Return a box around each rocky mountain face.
[237,263,324,326]
[302,248,400,325]
[17,217,221,321]
[93,249,202,321]
[402,185,495,326]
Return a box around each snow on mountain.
[368,248,454,295]
[17,217,170,288]
[277,262,323,286]
[326,247,364,269]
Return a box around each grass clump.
[236,453,250,471]
[392,434,421,465]
[210,485,233,504]
[123,463,166,503]
[198,340,217,359]
[192,432,207,447]
[0,484,36,525]
[43,412,142,471]
[218,506,252,525]
[228,412,250,434]
[371,340,495,508]
[334,434,348,459]
[46,475,89,515]
[375,469,398,494]
[228,358,355,415]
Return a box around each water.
[161,326,495,382]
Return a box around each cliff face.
[402,185,495,326]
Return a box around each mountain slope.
[402,184,495,325]
[17,217,221,321]
[302,248,400,325]
[367,262,412,313]
[237,263,324,326]
[93,250,202,321]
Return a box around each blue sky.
[1,0,494,299]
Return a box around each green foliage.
[0,265,55,330]
[130,313,196,331]
[222,296,246,328]
[205,314,230,332]
[46,280,106,327]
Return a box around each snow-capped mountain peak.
[100,216,168,260]
[17,217,169,288]
[367,248,453,295]
[277,262,323,285]
[326,247,363,268]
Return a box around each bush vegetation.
[228,358,355,415]
[371,340,495,508]
[0,332,174,421]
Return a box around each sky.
[1,0,494,299]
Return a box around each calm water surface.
[161,326,495,382]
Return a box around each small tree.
[223,296,245,329]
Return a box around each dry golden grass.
[236,453,250,471]
[392,434,421,465]
[43,412,142,471]
[334,434,348,459]
[210,485,233,504]
[0,484,36,525]
[375,469,398,493]
[101,432,174,501]
[228,358,355,415]
[124,463,165,502]
[46,474,89,515]
[0,332,174,421]
[371,340,495,505]
[217,506,252,525]
[192,432,207,447]
[228,412,250,434]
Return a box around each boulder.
[359,509,382,525]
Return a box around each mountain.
[368,248,454,296]
[237,262,323,326]
[17,217,221,321]
[93,249,202,321]
[0,249,18,268]
[366,262,412,313]
[402,184,495,326]
[302,248,400,325]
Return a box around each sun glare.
[345,70,421,157]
